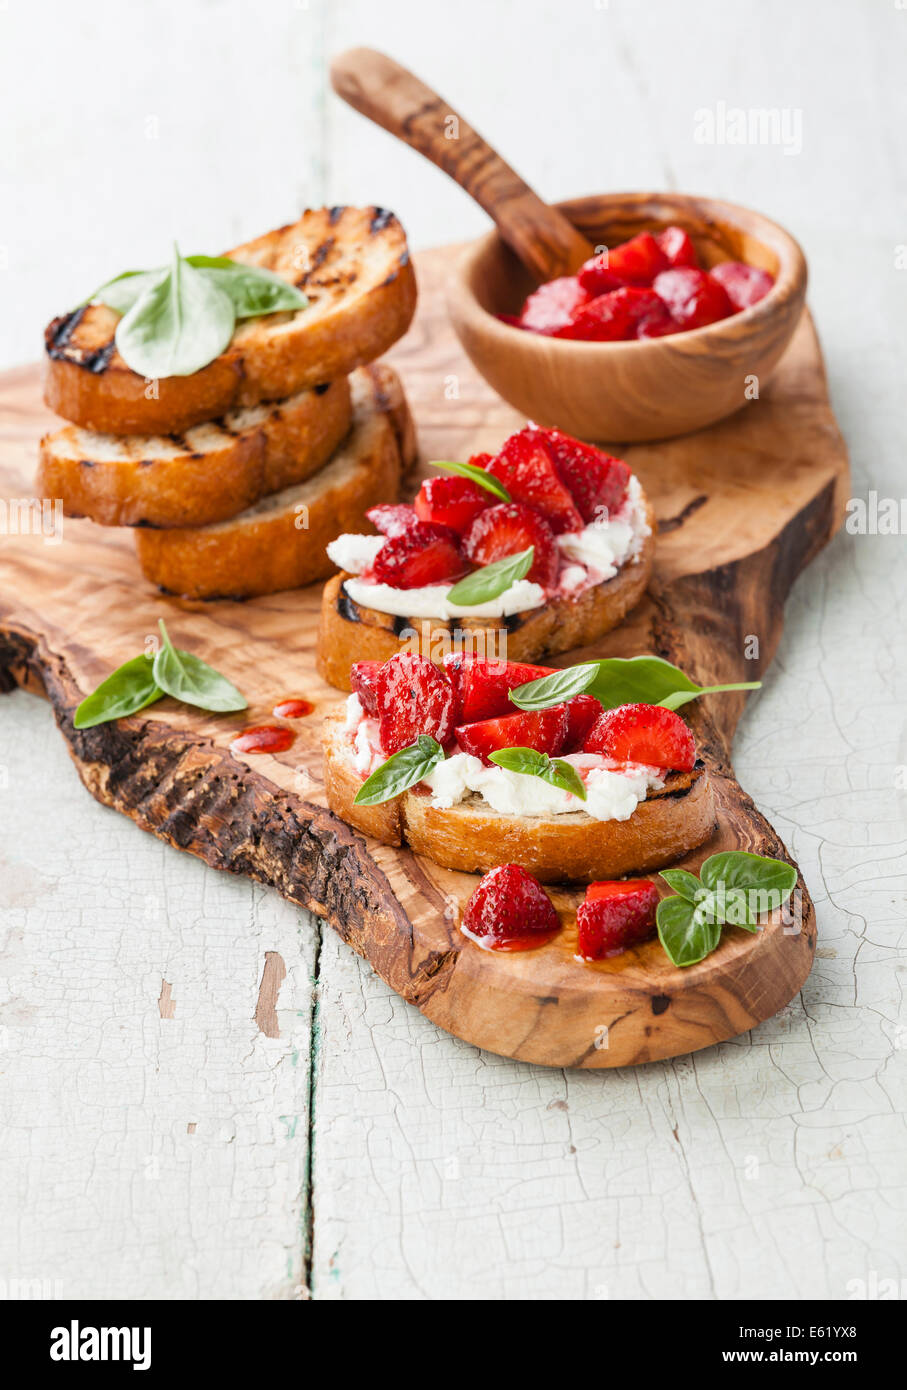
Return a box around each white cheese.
[422,751,664,822]
[342,576,546,620]
[326,533,386,574]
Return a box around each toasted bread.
[134,364,412,600]
[37,377,352,528]
[322,710,715,883]
[316,510,656,691]
[44,206,416,435]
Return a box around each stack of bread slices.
[37,206,417,599]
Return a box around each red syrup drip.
[272,698,314,719]
[460,922,558,953]
[231,724,295,755]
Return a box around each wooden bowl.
[448,192,808,442]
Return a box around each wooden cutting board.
[0,246,849,1068]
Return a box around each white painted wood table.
[1,0,905,1300]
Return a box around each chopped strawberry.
[462,864,560,950]
[635,301,678,339]
[656,226,699,269]
[562,693,603,751]
[414,475,491,536]
[576,254,624,296]
[604,232,670,286]
[369,521,469,590]
[365,503,418,537]
[375,653,456,755]
[463,502,559,589]
[444,654,556,724]
[556,289,634,342]
[350,660,382,715]
[582,702,696,772]
[576,879,659,959]
[519,276,590,335]
[543,429,630,523]
[709,261,775,311]
[455,704,569,764]
[468,452,494,470]
[486,428,583,533]
[652,268,734,331]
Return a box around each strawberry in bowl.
[510,224,775,343]
[316,423,655,692]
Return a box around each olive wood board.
[0,245,849,1068]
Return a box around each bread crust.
[316,506,656,691]
[322,712,715,884]
[134,365,410,600]
[44,207,416,435]
[37,377,352,528]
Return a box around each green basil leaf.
[488,747,587,801]
[446,547,534,607]
[510,654,760,712]
[699,850,797,920]
[115,245,235,378]
[659,867,705,901]
[152,620,247,712]
[83,268,166,314]
[428,459,510,502]
[657,895,721,968]
[509,662,601,710]
[186,255,308,318]
[73,655,163,729]
[354,735,445,806]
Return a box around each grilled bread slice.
[134,364,413,600]
[44,206,416,435]
[37,376,352,528]
[322,710,715,884]
[316,510,655,691]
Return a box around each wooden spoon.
[330,47,594,282]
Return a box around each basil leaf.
[659,867,705,901]
[428,459,510,502]
[115,244,235,379]
[699,850,796,921]
[657,895,721,968]
[73,655,163,729]
[510,654,760,712]
[354,735,444,806]
[152,620,247,712]
[488,747,587,801]
[186,255,308,318]
[508,662,600,710]
[446,548,535,607]
[83,268,166,314]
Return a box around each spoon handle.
[330,47,593,282]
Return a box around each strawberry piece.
[636,301,678,339]
[576,879,659,959]
[603,232,670,286]
[652,268,734,331]
[486,428,583,533]
[656,226,699,269]
[576,254,623,296]
[366,504,418,538]
[463,502,559,589]
[375,653,456,755]
[709,261,775,311]
[543,429,630,523]
[556,289,634,342]
[414,475,491,536]
[518,276,590,335]
[562,693,603,752]
[443,654,556,724]
[468,452,494,470]
[350,660,382,715]
[462,864,560,950]
[582,702,696,772]
[369,521,469,590]
[455,704,568,764]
